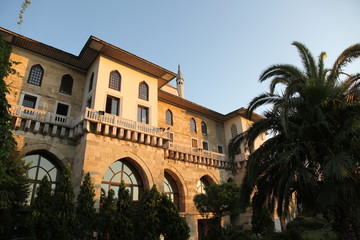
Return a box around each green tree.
[52,164,76,240]
[229,42,360,239]
[193,182,241,240]
[114,181,134,240]
[251,192,274,235]
[28,176,53,240]
[0,35,29,238]
[98,189,117,240]
[136,185,162,240]
[159,193,190,240]
[75,172,96,240]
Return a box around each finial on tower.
[176,65,184,98]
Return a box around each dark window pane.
[88,72,94,92]
[59,74,73,95]
[139,82,149,100]
[28,65,43,86]
[105,95,120,116]
[201,121,207,136]
[190,118,196,132]
[138,106,149,124]
[109,71,121,91]
[22,94,37,108]
[166,110,173,125]
[218,146,224,154]
[203,141,209,150]
[56,103,69,116]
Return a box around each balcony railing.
[168,142,225,161]
[10,105,169,139]
[10,105,73,127]
[83,108,169,138]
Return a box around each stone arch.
[164,166,188,212]
[96,149,154,190]
[22,143,69,169]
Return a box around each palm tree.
[229,42,360,239]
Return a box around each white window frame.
[19,91,41,109]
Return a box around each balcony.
[10,105,169,148]
[165,142,229,169]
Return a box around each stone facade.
[2,27,265,240]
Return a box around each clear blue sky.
[1,0,360,115]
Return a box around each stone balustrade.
[165,142,229,169]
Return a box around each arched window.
[109,70,121,91]
[166,109,173,125]
[101,159,143,201]
[196,176,210,194]
[27,64,44,86]
[231,124,238,138]
[201,121,207,136]
[190,118,196,133]
[23,153,61,204]
[164,172,179,209]
[139,82,149,101]
[59,74,73,95]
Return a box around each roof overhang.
[0,27,176,88]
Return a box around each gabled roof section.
[0,27,176,87]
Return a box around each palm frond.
[292,41,317,78]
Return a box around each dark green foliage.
[194,182,241,240]
[263,229,303,240]
[98,189,117,240]
[229,42,360,237]
[52,164,76,240]
[135,185,190,240]
[287,216,327,231]
[251,192,274,235]
[28,176,53,240]
[114,181,134,240]
[194,182,241,221]
[76,172,97,240]
[223,226,257,240]
[159,194,190,240]
[0,35,29,238]
[136,185,162,240]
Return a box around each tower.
[176,65,184,98]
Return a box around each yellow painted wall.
[92,55,159,125]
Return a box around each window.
[190,118,196,133]
[101,159,143,201]
[137,105,149,124]
[201,121,207,136]
[86,97,92,108]
[139,82,149,101]
[164,172,179,208]
[192,138,198,148]
[59,74,73,95]
[169,132,174,142]
[231,124,238,138]
[109,70,121,91]
[56,102,69,116]
[22,94,37,109]
[88,72,94,92]
[106,95,120,116]
[23,153,61,204]
[217,145,224,154]
[202,141,209,151]
[196,177,210,194]
[27,64,44,86]
[166,109,173,125]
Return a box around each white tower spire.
[176,65,184,98]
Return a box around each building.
[1,27,265,240]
